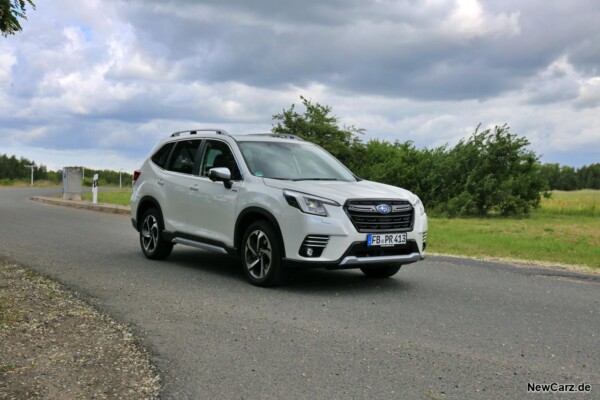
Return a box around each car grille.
[344,199,414,233]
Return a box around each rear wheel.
[360,264,401,279]
[241,221,287,287]
[139,208,173,260]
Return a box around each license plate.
[367,233,407,247]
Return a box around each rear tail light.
[133,169,141,183]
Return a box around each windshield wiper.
[291,178,339,181]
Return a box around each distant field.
[539,189,599,217]
[428,190,600,269]
[0,179,60,188]
[81,190,132,206]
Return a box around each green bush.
[273,97,550,217]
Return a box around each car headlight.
[413,196,425,216]
[283,190,340,217]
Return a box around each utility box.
[62,167,83,201]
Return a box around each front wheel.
[241,221,287,287]
[360,264,402,279]
[139,208,173,260]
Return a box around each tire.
[139,208,173,260]
[360,264,402,279]
[241,221,287,287]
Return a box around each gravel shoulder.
[0,260,161,399]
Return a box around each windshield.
[238,141,357,181]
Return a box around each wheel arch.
[136,196,165,230]
[235,207,286,258]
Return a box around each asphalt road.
[1,188,598,399]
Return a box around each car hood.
[263,178,417,205]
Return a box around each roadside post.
[92,174,99,204]
[26,164,35,186]
[62,167,83,200]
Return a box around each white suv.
[131,129,427,286]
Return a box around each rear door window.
[167,140,201,174]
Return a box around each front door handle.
[157,180,165,186]
[190,186,199,191]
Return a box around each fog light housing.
[300,245,323,257]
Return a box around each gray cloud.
[0,0,599,169]
[111,0,599,101]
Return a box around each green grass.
[81,190,132,206]
[428,190,600,269]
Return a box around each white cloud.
[442,0,520,39]
[524,61,579,104]
[575,77,600,108]
[0,52,17,81]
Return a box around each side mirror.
[208,167,233,189]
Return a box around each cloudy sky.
[1,0,599,171]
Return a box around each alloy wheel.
[244,230,272,279]
[141,214,159,254]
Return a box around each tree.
[272,95,364,167]
[436,124,548,216]
[1,0,35,36]
[577,163,600,190]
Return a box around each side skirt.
[162,230,237,256]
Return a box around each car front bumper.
[278,204,427,267]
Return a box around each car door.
[162,139,202,234]
[188,139,242,247]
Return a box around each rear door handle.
[157,180,165,186]
[190,186,199,191]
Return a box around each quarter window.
[151,142,175,169]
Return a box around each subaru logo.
[376,204,391,214]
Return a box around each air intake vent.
[302,235,330,247]
[300,235,330,257]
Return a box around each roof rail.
[246,133,304,141]
[170,129,230,138]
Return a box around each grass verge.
[428,190,600,270]
[81,189,132,206]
